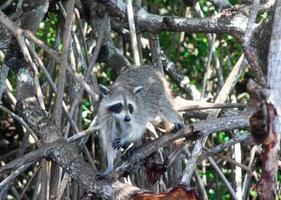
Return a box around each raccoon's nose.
[124,116,131,122]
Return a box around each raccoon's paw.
[171,122,185,133]
[113,137,122,149]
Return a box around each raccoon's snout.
[124,116,131,122]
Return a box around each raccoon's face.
[105,96,136,122]
[99,84,142,122]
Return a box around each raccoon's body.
[97,66,183,174]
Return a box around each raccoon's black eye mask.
[108,103,123,113]
[128,103,134,113]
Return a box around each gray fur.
[97,66,183,174]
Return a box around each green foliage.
[96,65,115,85]
[36,13,58,47]
[159,34,242,91]
[145,0,182,14]
[203,168,232,200]
[229,0,242,5]
[250,190,258,198]
[82,100,91,128]
[215,132,230,144]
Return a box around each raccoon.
[97,66,184,174]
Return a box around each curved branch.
[109,114,249,179]
[96,0,248,39]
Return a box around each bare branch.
[208,157,238,200]
[163,56,201,100]
[0,11,60,61]
[96,0,247,38]
[109,114,249,179]
[0,143,55,175]
[0,105,40,145]
[256,0,281,197]
[148,33,163,73]
[181,54,247,185]
[0,64,9,102]
[243,0,266,86]
[53,0,75,127]
[127,0,141,65]
[199,134,253,162]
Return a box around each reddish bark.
[131,185,200,200]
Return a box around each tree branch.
[109,114,249,179]
[96,0,248,39]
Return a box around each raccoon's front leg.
[97,148,117,180]
[159,101,185,133]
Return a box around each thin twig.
[56,174,71,200]
[233,129,242,199]
[127,0,141,65]
[208,55,247,117]
[4,79,17,105]
[26,36,79,134]
[0,10,59,60]
[0,64,9,102]
[50,3,76,195]
[201,34,217,99]
[0,12,46,110]
[24,43,46,111]
[65,13,108,138]
[0,105,40,145]
[74,8,90,64]
[194,3,224,88]
[183,148,208,200]
[163,55,201,100]
[218,155,252,174]
[148,33,163,73]
[19,166,40,200]
[242,145,257,200]
[67,127,99,142]
[24,30,60,61]
[242,0,266,86]
[181,54,247,185]
[199,135,253,162]
[135,0,143,63]
[58,2,88,73]
[209,157,238,200]
[53,0,75,127]
[0,164,31,191]
[177,102,246,112]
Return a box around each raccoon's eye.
[108,103,123,113]
[128,104,134,113]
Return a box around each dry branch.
[53,0,75,127]
[109,114,249,179]
[256,0,281,197]
[181,54,247,185]
[96,0,248,38]
[242,0,266,86]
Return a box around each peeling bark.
[256,0,281,198]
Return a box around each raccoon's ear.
[133,86,143,94]
[99,84,111,96]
